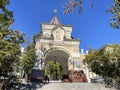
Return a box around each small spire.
[50,9,60,24]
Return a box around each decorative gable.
[53,27,65,41]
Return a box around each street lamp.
[54,56,57,80]
[73,60,74,69]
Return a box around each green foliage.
[45,61,62,80]
[63,0,83,14]
[84,44,120,83]
[0,0,14,27]
[20,43,34,75]
[64,0,120,29]
[108,0,120,29]
[0,0,24,77]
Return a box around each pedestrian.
[45,75,47,82]
[47,75,50,83]
[45,75,49,83]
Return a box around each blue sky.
[8,0,120,52]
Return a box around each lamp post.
[73,60,74,69]
[54,56,57,80]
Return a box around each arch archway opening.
[45,61,62,80]
[44,50,70,80]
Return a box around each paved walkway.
[3,80,117,90]
[36,82,116,90]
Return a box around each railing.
[112,81,120,90]
[90,77,120,90]
[104,78,120,90]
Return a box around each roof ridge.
[50,15,60,24]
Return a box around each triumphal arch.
[30,13,87,81]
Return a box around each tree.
[20,43,34,76]
[63,0,83,14]
[84,44,120,83]
[0,0,13,27]
[45,61,62,80]
[109,0,120,29]
[0,0,24,77]
[63,0,120,29]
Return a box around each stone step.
[38,83,115,90]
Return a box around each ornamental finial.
[53,9,58,15]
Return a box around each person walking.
[47,75,50,83]
[45,75,49,83]
[45,75,47,82]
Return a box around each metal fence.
[103,77,120,90]
[90,77,120,90]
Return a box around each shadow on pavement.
[13,82,45,90]
[1,81,47,90]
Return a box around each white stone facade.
[34,15,87,75]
